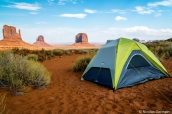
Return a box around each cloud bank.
[11,26,172,43]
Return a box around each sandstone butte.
[0,25,38,50]
[71,33,94,47]
[33,35,52,47]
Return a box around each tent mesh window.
[83,67,113,88]
[117,51,167,89]
[127,54,151,69]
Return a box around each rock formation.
[71,33,94,47]
[0,25,37,50]
[75,33,88,43]
[37,35,44,42]
[33,35,51,47]
[2,25,22,41]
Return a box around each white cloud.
[70,0,77,4]
[115,16,127,21]
[134,6,154,14]
[148,0,172,7]
[154,13,162,17]
[48,0,54,5]
[84,9,97,14]
[112,9,126,14]
[58,0,66,5]
[59,13,86,18]
[3,2,41,11]
[58,0,77,5]
[36,22,48,24]
[30,12,38,15]
[158,10,163,12]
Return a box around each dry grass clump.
[64,50,73,55]
[52,49,64,56]
[74,49,97,54]
[0,51,51,95]
[0,93,7,114]
[144,41,172,60]
[26,54,38,61]
[72,51,96,72]
[73,56,92,72]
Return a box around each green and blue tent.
[82,38,169,90]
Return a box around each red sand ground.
[1,54,172,114]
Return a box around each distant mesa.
[132,38,146,43]
[132,38,140,42]
[106,40,114,44]
[75,33,88,43]
[33,35,52,47]
[71,33,94,47]
[0,25,35,49]
[37,35,45,42]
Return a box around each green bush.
[26,60,51,89]
[8,75,26,95]
[19,48,30,56]
[37,53,45,62]
[12,47,19,54]
[0,51,51,95]
[45,50,54,59]
[75,49,89,54]
[73,56,92,72]
[27,54,38,61]
[53,49,64,56]
[144,41,172,60]
[64,50,72,55]
[40,48,46,54]
[32,50,39,54]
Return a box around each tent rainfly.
[81,38,169,90]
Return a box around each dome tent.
[81,38,169,90]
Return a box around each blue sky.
[0,0,172,44]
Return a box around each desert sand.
[0,53,171,114]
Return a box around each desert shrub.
[32,50,39,54]
[161,52,170,59]
[74,49,98,54]
[12,47,19,54]
[37,53,45,62]
[31,49,54,62]
[7,75,26,95]
[73,56,92,72]
[26,54,38,61]
[19,48,30,56]
[27,60,51,89]
[144,41,172,60]
[52,49,64,56]
[75,49,89,54]
[166,46,172,56]
[0,51,51,95]
[44,50,54,59]
[64,50,72,55]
